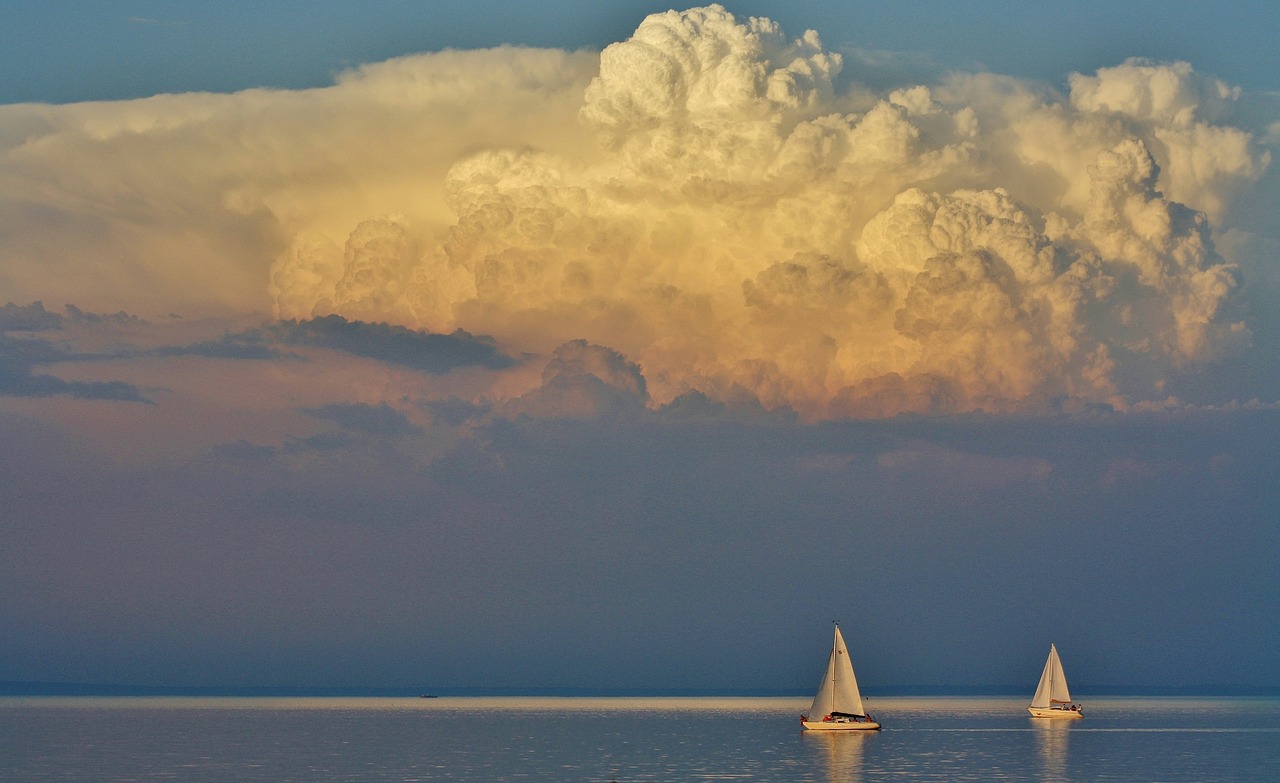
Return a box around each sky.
[2,1,1279,694]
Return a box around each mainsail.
[808,625,867,718]
[1030,643,1073,708]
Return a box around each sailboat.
[800,624,880,731]
[1027,643,1083,718]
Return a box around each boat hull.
[1028,706,1083,719]
[802,719,881,731]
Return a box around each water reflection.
[1032,718,1071,782]
[803,730,873,783]
[5,697,1278,782]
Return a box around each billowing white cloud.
[1068,59,1270,221]
[2,5,1273,418]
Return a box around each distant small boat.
[800,623,880,731]
[1027,643,1083,718]
[419,694,438,699]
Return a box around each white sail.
[807,625,867,718]
[1030,644,1073,708]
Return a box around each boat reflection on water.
[803,729,874,783]
[1032,716,1072,783]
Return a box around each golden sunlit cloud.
[1,4,1271,418]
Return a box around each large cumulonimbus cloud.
[4,5,1271,418]
[267,5,1267,417]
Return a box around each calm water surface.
[2,696,1277,782]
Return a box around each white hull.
[802,719,881,731]
[1028,706,1083,719]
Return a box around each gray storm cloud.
[3,5,1271,418]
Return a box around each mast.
[830,623,840,714]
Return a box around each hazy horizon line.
[5,681,1278,698]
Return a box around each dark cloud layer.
[0,301,63,332]
[268,316,517,374]
[0,301,144,331]
[303,402,424,437]
[0,307,520,404]
[0,333,150,403]
[146,316,518,370]
[151,332,289,361]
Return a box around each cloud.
[508,340,649,419]
[580,5,841,143]
[0,301,64,332]
[210,439,277,461]
[265,315,517,374]
[151,331,288,361]
[2,5,1275,418]
[0,311,151,402]
[142,314,510,371]
[1067,138,1245,363]
[63,304,146,327]
[0,338,150,402]
[1067,58,1270,221]
[302,402,424,437]
[422,396,493,426]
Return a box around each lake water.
[2,695,1278,782]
